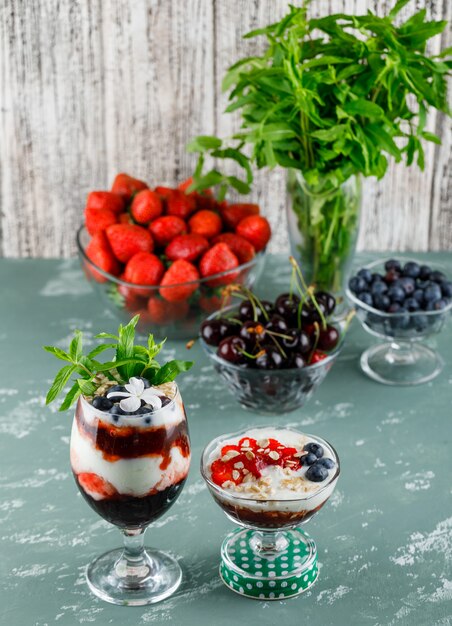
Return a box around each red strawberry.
[77,473,116,499]
[124,252,165,286]
[118,279,147,312]
[236,215,271,252]
[119,212,133,224]
[166,190,196,219]
[159,259,199,302]
[154,186,176,200]
[199,243,239,287]
[130,190,163,224]
[178,177,194,191]
[310,350,328,364]
[165,234,209,262]
[86,191,125,214]
[149,216,187,247]
[189,210,222,240]
[85,231,120,282]
[106,224,154,263]
[85,207,118,236]
[199,293,226,313]
[213,233,255,264]
[220,203,260,230]
[147,297,189,324]
[111,173,148,201]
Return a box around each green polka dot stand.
[219,528,318,600]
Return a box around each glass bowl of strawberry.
[200,426,340,599]
[76,174,270,339]
[199,266,347,414]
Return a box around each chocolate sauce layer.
[74,474,186,528]
[214,494,325,529]
[75,406,190,462]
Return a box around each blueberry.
[387,285,405,303]
[300,453,317,466]
[371,272,384,283]
[398,277,415,295]
[92,396,114,411]
[440,281,452,298]
[412,314,428,332]
[424,283,442,303]
[416,279,430,290]
[316,457,335,469]
[110,404,125,415]
[402,261,421,279]
[358,292,373,306]
[303,442,324,458]
[136,406,152,414]
[385,259,402,272]
[135,376,150,388]
[357,268,372,283]
[106,385,126,402]
[419,265,432,280]
[305,463,329,482]
[426,298,448,311]
[389,306,410,330]
[371,281,388,296]
[349,276,367,294]
[403,297,420,312]
[374,294,390,311]
[413,289,425,304]
[158,395,172,407]
[429,270,446,283]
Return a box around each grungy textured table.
[1,254,452,626]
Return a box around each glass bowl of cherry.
[199,271,346,414]
[347,258,452,386]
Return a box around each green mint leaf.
[87,343,117,359]
[59,382,82,412]
[95,332,119,340]
[186,136,222,152]
[342,99,385,119]
[46,365,77,405]
[151,360,193,386]
[69,330,82,362]
[77,379,97,396]
[43,346,72,362]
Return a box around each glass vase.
[287,170,361,297]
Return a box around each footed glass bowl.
[200,307,343,415]
[347,259,452,386]
[77,225,266,340]
[200,427,340,600]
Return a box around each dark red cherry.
[315,291,336,316]
[255,346,284,370]
[275,293,300,324]
[239,321,265,348]
[298,330,313,354]
[318,325,340,351]
[200,318,236,346]
[217,336,247,364]
[310,350,328,364]
[265,315,288,334]
[291,353,306,369]
[281,328,300,351]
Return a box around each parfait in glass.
[201,427,339,600]
[44,316,192,605]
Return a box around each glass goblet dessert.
[44,316,192,606]
[201,426,339,600]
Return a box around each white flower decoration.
[107,377,163,413]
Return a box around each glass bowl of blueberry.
[347,258,452,386]
[199,273,346,415]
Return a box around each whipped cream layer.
[70,389,190,499]
[207,427,338,513]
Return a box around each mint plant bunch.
[188,0,450,193]
[44,315,193,411]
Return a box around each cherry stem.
[307,321,321,364]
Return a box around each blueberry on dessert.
[200,256,347,370]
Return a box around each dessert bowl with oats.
[200,426,340,599]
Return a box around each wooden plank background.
[0,0,450,258]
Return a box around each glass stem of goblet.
[249,530,289,556]
[115,528,154,585]
[388,341,416,365]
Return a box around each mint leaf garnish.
[43,315,194,411]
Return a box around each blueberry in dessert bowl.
[347,258,452,385]
[200,257,348,414]
[44,315,192,606]
[200,426,340,599]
